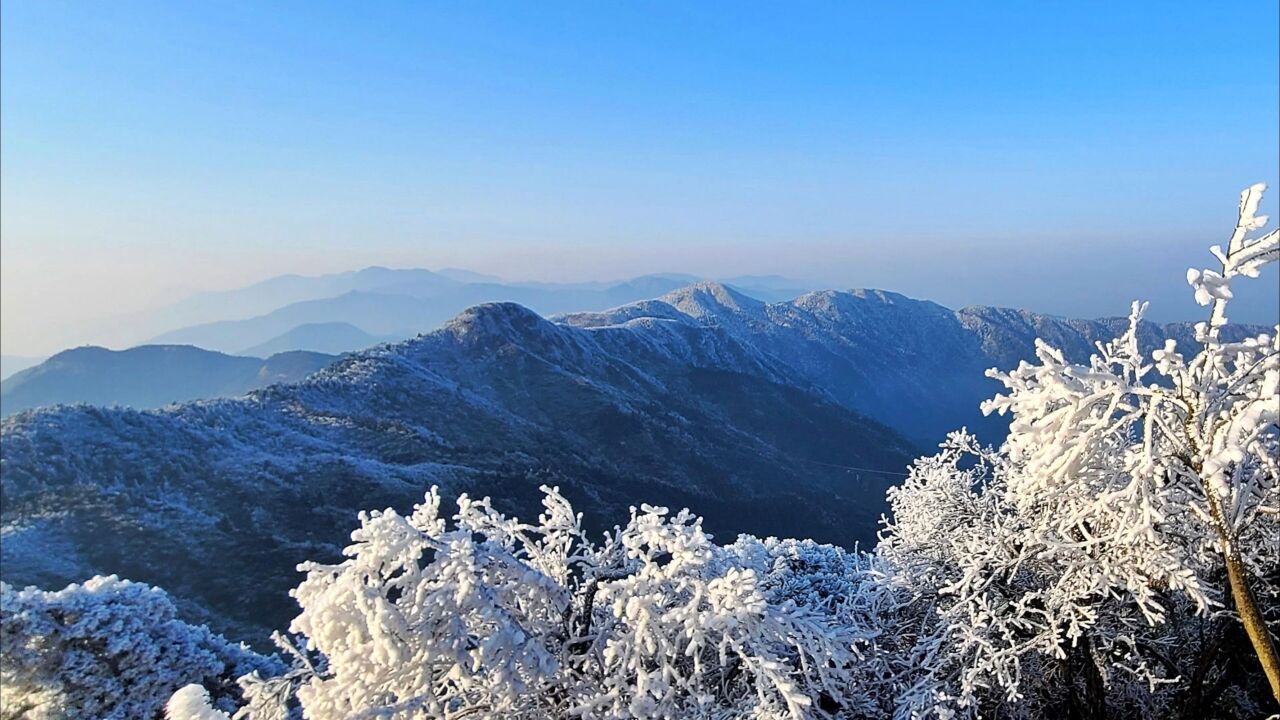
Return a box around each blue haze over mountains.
[0,268,819,410]
[140,268,818,354]
[0,267,1268,645]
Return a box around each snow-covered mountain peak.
[445,301,558,339]
[9,286,1268,652]
[658,281,766,321]
[792,288,942,313]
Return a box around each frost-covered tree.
[171,486,902,719]
[0,575,276,720]
[880,184,1279,716]
[167,184,1275,719]
[879,433,1240,718]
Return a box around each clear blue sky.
[2,1,1277,354]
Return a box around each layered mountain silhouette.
[139,270,815,353]
[1,298,914,642]
[2,283,1261,644]
[0,355,44,382]
[0,345,335,417]
[560,283,1249,445]
[238,322,396,357]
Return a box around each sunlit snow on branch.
[13,184,1275,720]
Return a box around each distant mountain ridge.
[561,282,1266,444]
[0,355,44,382]
[12,281,1257,431]
[144,273,818,354]
[11,266,821,355]
[1,298,915,642]
[2,283,1266,645]
[139,267,466,334]
[0,345,336,417]
[238,322,397,357]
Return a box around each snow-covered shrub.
[880,433,1206,718]
[168,183,1277,720]
[173,486,899,719]
[167,685,241,720]
[880,184,1280,716]
[0,575,276,720]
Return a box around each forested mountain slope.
[0,302,914,642]
[563,282,1262,444]
[3,284,1263,644]
[0,345,336,417]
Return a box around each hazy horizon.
[4,257,1278,358]
[3,2,1278,356]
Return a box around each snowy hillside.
[2,282,1267,646]
[140,271,817,353]
[0,301,915,643]
[563,283,1265,444]
[0,345,336,417]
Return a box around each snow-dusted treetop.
[7,184,1273,720]
[169,485,906,719]
[881,183,1279,714]
[1,575,275,720]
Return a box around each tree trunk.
[1223,545,1280,705]
[1079,636,1107,720]
[1195,459,1280,706]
